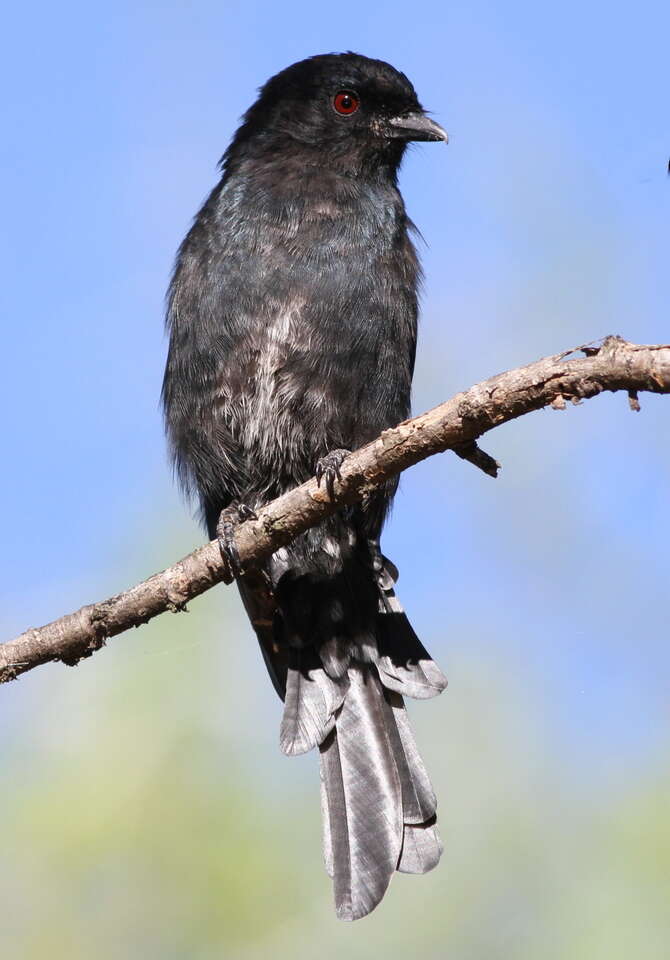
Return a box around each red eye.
[333,91,360,115]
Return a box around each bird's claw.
[315,449,349,502]
[216,502,258,582]
[236,503,258,522]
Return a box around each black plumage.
[162,52,449,920]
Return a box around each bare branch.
[2,335,668,685]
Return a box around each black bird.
[162,52,449,920]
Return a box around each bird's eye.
[332,91,360,116]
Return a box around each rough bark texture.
[2,336,668,685]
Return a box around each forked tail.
[267,550,447,920]
[319,663,443,919]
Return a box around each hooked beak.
[385,112,449,143]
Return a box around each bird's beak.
[385,112,449,143]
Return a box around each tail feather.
[380,687,437,824]
[398,820,443,874]
[280,647,348,756]
[320,759,334,878]
[319,664,403,921]
[375,574,448,700]
[242,538,447,920]
[376,643,448,700]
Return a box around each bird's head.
[222,52,447,177]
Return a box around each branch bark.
[2,335,668,685]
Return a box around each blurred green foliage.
[2,568,668,959]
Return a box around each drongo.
[162,52,449,920]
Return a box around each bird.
[162,52,449,921]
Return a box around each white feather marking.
[241,299,328,474]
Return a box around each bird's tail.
[319,663,443,920]
[262,548,447,920]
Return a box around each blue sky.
[2,0,668,782]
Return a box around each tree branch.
[3,335,668,685]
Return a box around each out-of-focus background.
[2,1,668,956]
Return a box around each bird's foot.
[315,449,350,502]
[216,502,258,583]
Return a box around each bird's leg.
[216,501,258,582]
[315,449,350,502]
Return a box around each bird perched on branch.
[162,52,449,920]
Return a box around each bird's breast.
[201,180,419,493]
